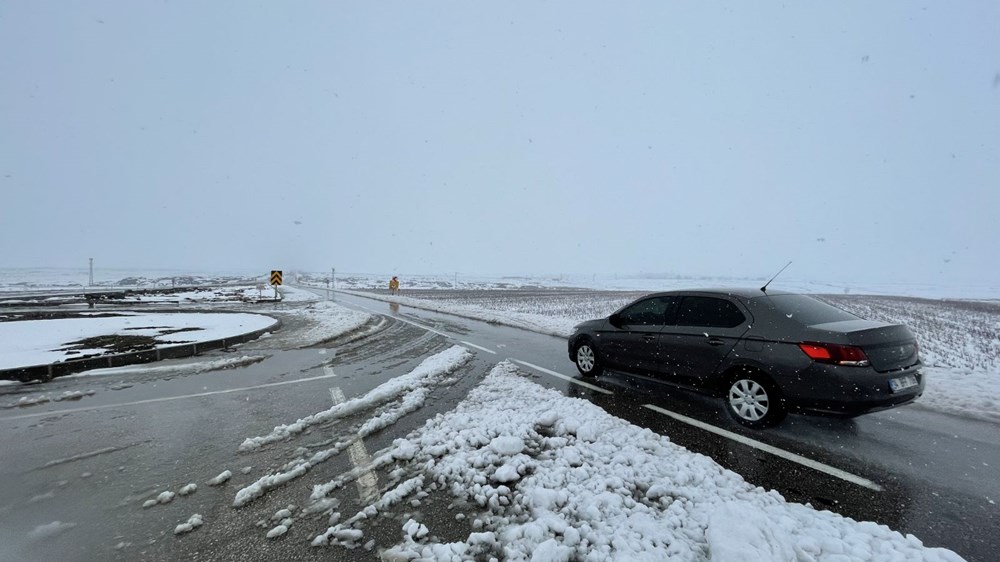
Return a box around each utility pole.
[332,268,336,289]
[88,258,94,286]
[454,272,458,287]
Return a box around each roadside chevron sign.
[270,270,283,286]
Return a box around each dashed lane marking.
[328,374,379,504]
[642,404,883,491]
[459,341,497,354]
[511,360,614,395]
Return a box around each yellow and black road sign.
[270,270,283,286]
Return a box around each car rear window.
[674,296,746,328]
[764,295,859,325]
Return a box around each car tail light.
[799,342,870,367]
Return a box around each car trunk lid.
[806,320,919,372]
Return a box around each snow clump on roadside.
[173,514,203,535]
[28,521,76,541]
[142,490,175,508]
[207,470,232,486]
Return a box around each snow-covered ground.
[0,312,277,370]
[0,285,279,306]
[0,267,262,293]
[297,272,1000,300]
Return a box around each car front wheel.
[574,341,602,378]
[725,372,786,429]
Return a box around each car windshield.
[764,294,860,326]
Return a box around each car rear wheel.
[574,341,602,378]
[725,372,786,429]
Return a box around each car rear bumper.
[790,390,922,417]
[779,363,925,417]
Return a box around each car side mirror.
[609,313,622,327]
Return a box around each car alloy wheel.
[574,342,601,377]
[576,345,596,372]
[728,378,770,422]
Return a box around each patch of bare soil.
[58,335,158,356]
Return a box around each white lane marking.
[642,404,883,492]
[0,369,344,423]
[328,379,379,503]
[459,341,497,354]
[511,360,614,395]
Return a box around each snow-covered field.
[0,267,262,293]
[297,272,1000,300]
[0,286,283,305]
[0,312,276,370]
[0,284,280,307]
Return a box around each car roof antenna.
[760,261,793,293]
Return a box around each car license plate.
[889,375,918,393]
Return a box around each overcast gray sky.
[1,1,997,285]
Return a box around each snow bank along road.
[0,287,992,561]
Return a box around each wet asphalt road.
[0,288,996,561]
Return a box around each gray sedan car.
[568,289,924,428]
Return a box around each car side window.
[674,296,745,328]
[617,297,676,326]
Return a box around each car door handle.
[706,338,725,346]
[642,335,657,343]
